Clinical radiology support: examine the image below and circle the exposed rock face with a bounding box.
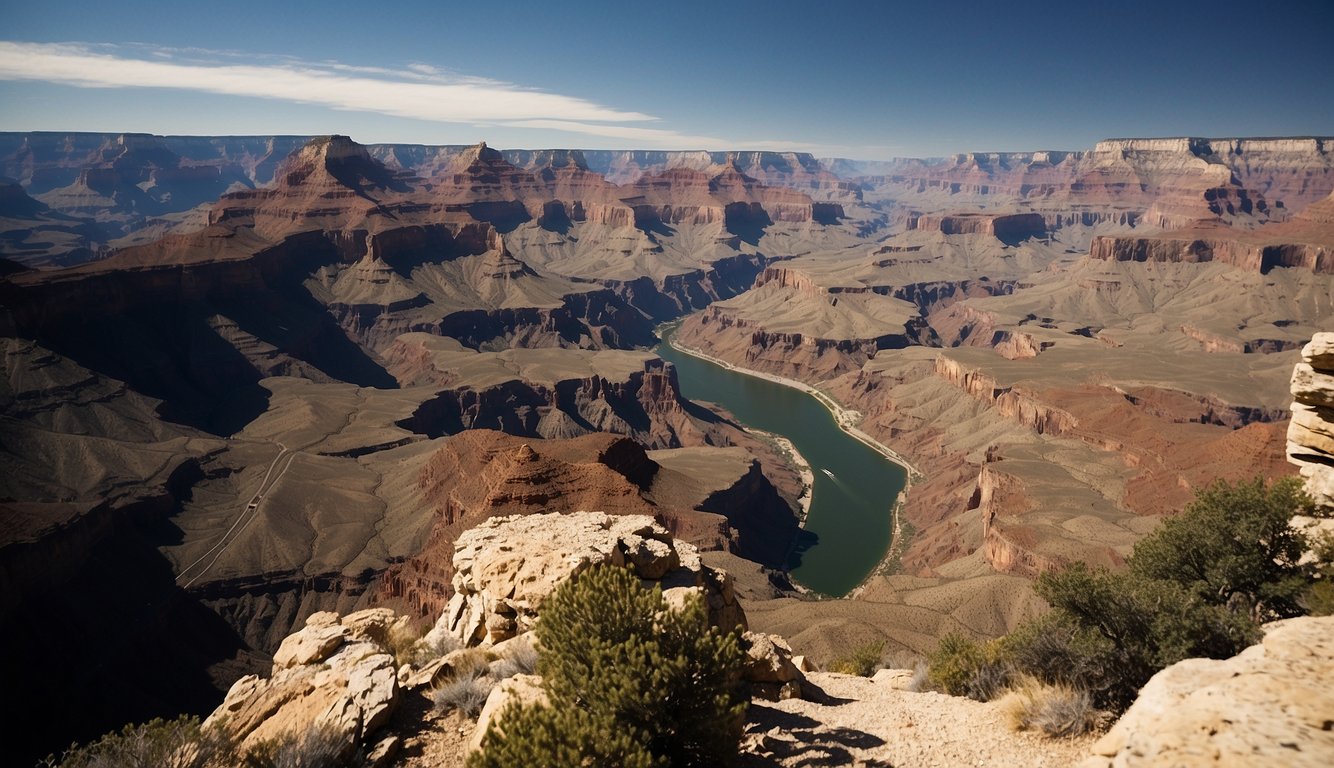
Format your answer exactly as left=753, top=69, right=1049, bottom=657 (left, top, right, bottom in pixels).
left=909, top=211, right=1046, bottom=241
left=425, top=511, right=746, bottom=648
left=205, top=608, right=403, bottom=757
left=1089, top=228, right=1332, bottom=274
left=1082, top=615, right=1334, bottom=767
left=847, top=136, right=1334, bottom=229
left=387, top=342, right=705, bottom=449
left=1288, top=333, right=1334, bottom=510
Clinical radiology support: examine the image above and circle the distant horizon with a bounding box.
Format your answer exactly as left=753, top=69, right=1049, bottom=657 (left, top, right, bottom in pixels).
left=2, top=1, right=1331, bottom=160
left=4, top=128, right=1333, bottom=164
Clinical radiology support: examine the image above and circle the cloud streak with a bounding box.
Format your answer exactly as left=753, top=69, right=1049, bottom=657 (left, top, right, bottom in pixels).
left=0, top=41, right=877, bottom=155
left=0, top=41, right=659, bottom=129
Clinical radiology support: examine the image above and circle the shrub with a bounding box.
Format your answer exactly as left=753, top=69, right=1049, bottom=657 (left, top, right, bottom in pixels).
left=1035, top=562, right=1258, bottom=710
left=1303, top=582, right=1334, bottom=616
left=467, top=703, right=660, bottom=768
left=384, top=621, right=418, bottom=666
left=243, top=722, right=362, bottom=768
left=490, top=637, right=539, bottom=680
left=433, top=676, right=495, bottom=718
left=1127, top=476, right=1312, bottom=621
left=42, top=716, right=236, bottom=768
left=928, top=477, right=1316, bottom=714
left=1302, top=531, right=1334, bottom=616
left=828, top=639, right=886, bottom=676
left=964, top=655, right=1014, bottom=702
left=906, top=661, right=931, bottom=693
left=999, top=677, right=1105, bottom=738
left=996, top=613, right=1116, bottom=698
left=448, top=647, right=496, bottom=681
left=469, top=563, right=748, bottom=767
left=927, top=633, right=988, bottom=697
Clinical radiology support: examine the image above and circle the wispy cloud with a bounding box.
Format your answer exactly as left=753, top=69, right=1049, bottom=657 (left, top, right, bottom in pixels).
left=0, top=41, right=885, bottom=156
left=0, top=41, right=663, bottom=132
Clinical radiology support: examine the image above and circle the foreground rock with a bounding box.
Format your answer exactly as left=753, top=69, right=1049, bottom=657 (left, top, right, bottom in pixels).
left=1289, top=333, right=1334, bottom=511
left=205, top=608, right=403, bottom=758
left=1082, top=615, right=1334, bottom=767
left=426, top=511, right=746, bottom=648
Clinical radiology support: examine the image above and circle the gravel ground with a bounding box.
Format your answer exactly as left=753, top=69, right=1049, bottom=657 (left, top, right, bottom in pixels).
left=740, top=672, right=1096, bottom=767
left=401, top=671, right=1095, bottom=766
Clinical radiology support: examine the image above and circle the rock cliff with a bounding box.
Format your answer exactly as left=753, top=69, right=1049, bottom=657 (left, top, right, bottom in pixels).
left=1288, top=333, right=1334, bottom=510
left=427, top=511, right=745, bottom=647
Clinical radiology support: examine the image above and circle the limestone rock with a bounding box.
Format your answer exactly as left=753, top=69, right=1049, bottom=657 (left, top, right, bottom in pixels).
left=1081, top=615, right=1334, bottom=767
left=742, top=631, right=807, bottom=701
left=1304, top=332, right=1334, bottom=371
left=205, top=608, right=402, bottom=757
left=468, top=674, right=548, bottom=755
left=1288, top=333, right=1334, bottom=511
left=1291, top=363, right=1334, bottom=409
left=871, top=668, right=917, bottom=689
left=271, top=617, right=349, bottom=671
left=427, top=511, right=746, bottom=647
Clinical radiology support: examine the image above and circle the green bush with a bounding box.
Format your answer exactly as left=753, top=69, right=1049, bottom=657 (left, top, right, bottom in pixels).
left=1030, top=477, right=1312, bottom=710
left=927, top=633, right=988, bottom=697
left=1303, top=531, right=1334, bottom=616
left=928, top=477, right=1316, bottom=713
left=1127, top=476, right=1311, bottom=621
left=1036, top=561, right=1259, bottom=710
left=467, top=703, right=661, bottom=768
left=469, top=564, right=748, bottom=768
left=828, top=639, right=886, bottom=676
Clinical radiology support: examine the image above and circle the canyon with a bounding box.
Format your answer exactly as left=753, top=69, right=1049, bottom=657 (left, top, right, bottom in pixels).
left=2, top=131, right=1331, bottom=763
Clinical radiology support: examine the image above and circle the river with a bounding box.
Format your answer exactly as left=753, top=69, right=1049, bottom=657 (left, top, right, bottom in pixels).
left=656, top=324, right=907, bottom=597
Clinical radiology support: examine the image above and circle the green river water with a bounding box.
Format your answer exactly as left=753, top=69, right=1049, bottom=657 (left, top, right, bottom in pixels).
left=656, top=325, right=907, bottom=596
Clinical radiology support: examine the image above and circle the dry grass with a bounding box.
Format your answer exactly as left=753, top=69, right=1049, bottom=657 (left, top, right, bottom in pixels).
left=490, top=637, right=539, bottom=680
left=430, top=647, right=501, bottom=718
left=998, top=676, right=1107, bottom=739
left=432, top=677, right=495, bottom=718
left=386, top=622, right=423, bottom=668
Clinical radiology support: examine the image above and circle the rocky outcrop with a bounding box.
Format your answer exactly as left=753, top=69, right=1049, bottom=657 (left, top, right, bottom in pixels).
left=933, top=356, right=1078, bottom=436
left=425, top=511, right=746, bottom=648
left=378, top=426, right=802, bottom=622
left=852, top=136, right=1334, bottom=228
left=1288, top=333, right=1334, bottom=510
left=205, top=608, right=403, bottom=759
left=1090, top=231, right=1332, bottom=274
left=1082, top=615, right=1334, bottom=767
left=392, top=354, right=703, bottom=448
left=976, top=464, right=1061, bottom=577
left=909, top=212, right=1046, bottom=241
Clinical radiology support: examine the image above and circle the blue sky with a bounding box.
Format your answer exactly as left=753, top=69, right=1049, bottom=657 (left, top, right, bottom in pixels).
left=2, top=0, right=1331, bottom=159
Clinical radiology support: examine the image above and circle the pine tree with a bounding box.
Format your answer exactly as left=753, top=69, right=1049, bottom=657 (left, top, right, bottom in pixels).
left=469, top=564, right=748, bottom=767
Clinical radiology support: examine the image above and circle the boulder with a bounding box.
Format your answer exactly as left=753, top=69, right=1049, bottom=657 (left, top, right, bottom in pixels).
left=271, top=621, right=349, bottom=671
left=871, top=668, right=917, bottom=689
left=742, top=631, right=805, bottom=701
left=1081, top=615, right=1334, bottom=767
left=468, top=674, right=548, bottom=755
left=1303, top=332, right=1334, bottom=371
left=205, top=608, right=402, bottom=757
left=425, top=511, right=746, bottom=648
